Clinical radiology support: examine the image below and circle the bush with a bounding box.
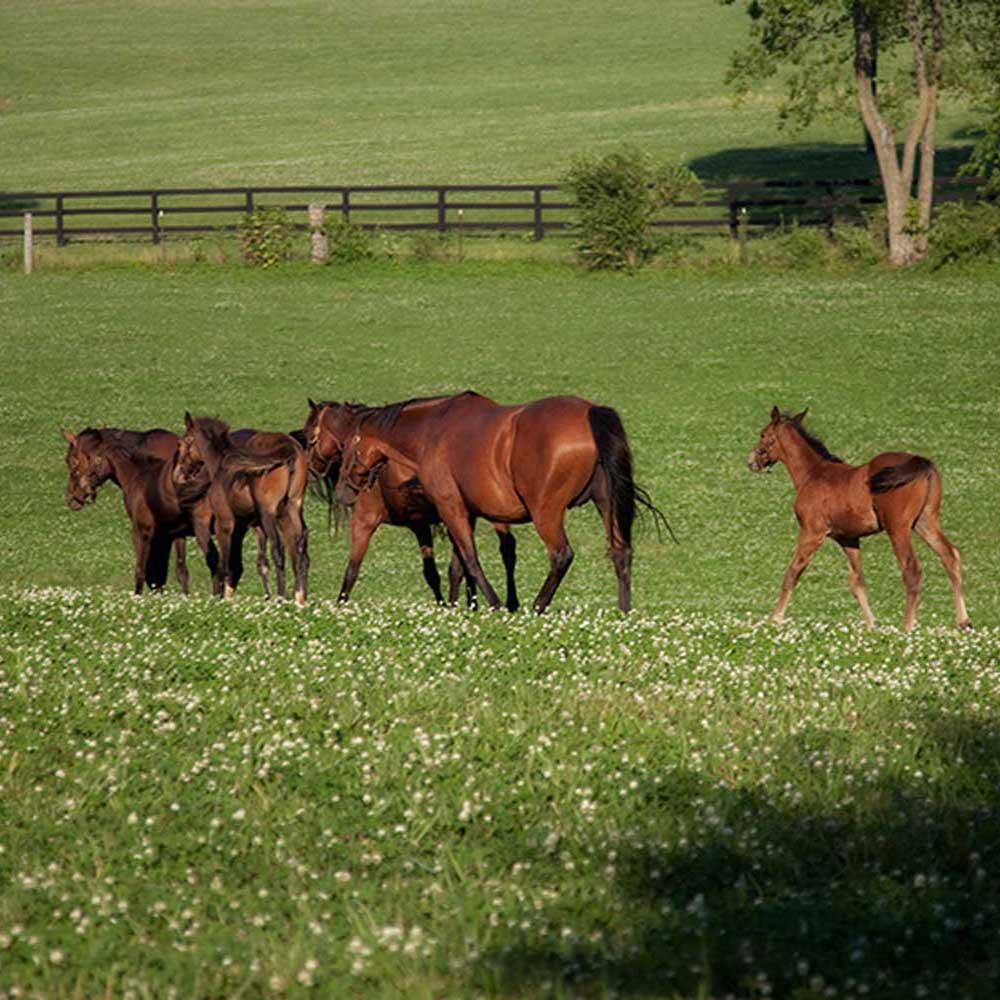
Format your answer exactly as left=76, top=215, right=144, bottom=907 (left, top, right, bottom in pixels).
left=751, top=220, right=832, bottom=268
left=238, top=207, right=292, bottom=267
left=563, top=146, right=702, bottom=270
left=325, top=218, right=380, bottom=264
left=929, top=201, right=1000, bottom=268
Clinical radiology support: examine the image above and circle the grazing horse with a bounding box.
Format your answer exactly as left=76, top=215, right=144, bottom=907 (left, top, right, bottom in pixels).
left=304, top=400, right=518, bottom=608
left=62, top=427, right=211, bottom=594
left=748, top=407, right=971, bottom=631
left=174, top=414, right=309, bottom=605
left=335, top=392, right=669, bottom=613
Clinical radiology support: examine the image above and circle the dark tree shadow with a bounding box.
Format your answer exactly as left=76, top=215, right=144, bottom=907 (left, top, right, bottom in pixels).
left=689, top=143, right=975, bottom=184
left=478, top=713, right=1000, bottom=998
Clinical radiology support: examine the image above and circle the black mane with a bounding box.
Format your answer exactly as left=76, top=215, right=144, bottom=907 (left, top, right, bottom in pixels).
left=358, top=391, right=479, bottom=432
left=783, top=412, right=844, bottom=463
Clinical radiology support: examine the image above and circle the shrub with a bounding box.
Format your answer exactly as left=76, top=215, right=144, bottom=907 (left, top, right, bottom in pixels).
left=325, top=218, right=379, bottom=264
left=238, top=207, right=292, bottom=267
left=752, top=220, right=832, bottom=268
left=929, top=200, right=1000, bottom=268
left=563, top=146, right=702, bottom=270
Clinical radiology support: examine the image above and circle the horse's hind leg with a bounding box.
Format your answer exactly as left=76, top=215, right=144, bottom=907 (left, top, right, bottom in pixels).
left=495, top=525, right=519, bottom=612
left=837, top=538, right=875, bottom=629
left=412, top=523, right=445, bottom=604
left=914, top=512, right=971, bottom=629
left=173, top=538, right=190, bottom=595
left=530, top=509, right=574, bottom=614
left=259, top=512, right=286, bottom=599
left=252, top=526, right=271, bottom=599
left=886, top=523, right=922, bottom=631
left=278, top=505, right=308, bottom=607
left=228, top=521, right=248, bottom=595
left=771, top=527, right=825, bottom=624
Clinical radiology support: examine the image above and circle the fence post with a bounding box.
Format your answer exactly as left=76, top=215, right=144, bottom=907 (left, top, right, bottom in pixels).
left=437, top=188, right=447, bottom=233
left=23, top=213, right=33, bottom=274
left=245, top=190, right=254, bottom=215
left=150, top=192, right=160, bottom=244
left=56, top=195, right=66, bottom=247
left=309, top=203, right=329, bottom=263
left=533, top=188, right=544, bottom=241
left=341, top=189, right=350, bottom=223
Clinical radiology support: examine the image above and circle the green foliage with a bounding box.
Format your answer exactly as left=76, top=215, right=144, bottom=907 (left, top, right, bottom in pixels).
left=563, top=147, right=702, bottom=270
left=751, top=220, right=833, bottom=268
left=324, top=218, right=380, bottom=264
left=237, top=207, right=292, bottom=267
left=929, top=200, right=1000, bottom=267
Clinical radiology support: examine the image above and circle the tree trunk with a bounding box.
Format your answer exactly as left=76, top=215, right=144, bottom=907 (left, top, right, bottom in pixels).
left=853, top=0, right=939, bottom=266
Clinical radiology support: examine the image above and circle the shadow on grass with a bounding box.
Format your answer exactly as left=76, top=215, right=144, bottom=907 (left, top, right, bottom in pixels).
left=478, top=712, right=1000, bottom=998
left=689, top=143, right=975, bottom=183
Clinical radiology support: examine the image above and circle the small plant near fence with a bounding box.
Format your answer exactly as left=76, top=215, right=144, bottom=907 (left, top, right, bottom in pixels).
left=324, top=218, right=381, bottom=264
left=238, top=207, right=292, bottom=267
left=929, top=201, right=1000, bottom=268
left=563, top=146, right=703, bottom=270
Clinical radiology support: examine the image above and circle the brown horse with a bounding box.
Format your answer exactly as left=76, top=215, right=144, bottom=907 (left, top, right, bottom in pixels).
left=63, top=427, right=209, bottom=593
left=174, top=414, right=310, bottom=605
left=335, top=392, right=669, bottom=613
left=748, top=407, right=971, bottom=631
left=64, top=426, right=275, bottom=596
left=304, top=400, right=518, bottom=607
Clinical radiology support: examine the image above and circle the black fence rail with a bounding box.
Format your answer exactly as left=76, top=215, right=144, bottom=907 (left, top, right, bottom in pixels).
left=0, top=177, right=986, bottom=245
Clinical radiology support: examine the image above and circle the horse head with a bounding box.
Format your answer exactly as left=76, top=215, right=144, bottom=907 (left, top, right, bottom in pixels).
left=335, top=431, right=388, bottom=507
left=748, top=406, right=808, bottom=472
left=63, top=428, right=114, bottom=509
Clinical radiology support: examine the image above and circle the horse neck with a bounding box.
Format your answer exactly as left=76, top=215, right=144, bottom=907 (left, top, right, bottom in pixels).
left=194, top=430, right=227, bottom=479
left=776, top=423, right=828, bottom=488
left=367, top=408, right=429, bottom=467
left=102, top=446, right=141, bottom=493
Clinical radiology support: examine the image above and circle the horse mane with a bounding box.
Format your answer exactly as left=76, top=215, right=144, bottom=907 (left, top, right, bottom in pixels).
left=782, top=412, right=844, bottom=463
left=358, top=391, right=477, bottom=432
left=190, top=416, right=233, bottom=458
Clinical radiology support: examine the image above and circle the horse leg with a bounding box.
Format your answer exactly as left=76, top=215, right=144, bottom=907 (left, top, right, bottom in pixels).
left=838, top=538, right=876, bottom=629
left=192, top=507, right=221, bottom=596
left=412, top=523, right=444, bottom=604
left=914, top=515, right=970, bottom=629
left=494, top=524, right=519, bottom=612
left=440, top=506, right=502, bottom=611
left=339, top=509, right=379, bottom=603
left=173, top=538, right=190, bottom=595
left=530, top=510, right=574, bottom=614
left=228, top=521, right=248, bottom=595
left=131, top=525, right=152, bottom=595
left=252, top=525, right=272, bottom=599
left=771, top=528, right=825, bottom=624
left=886, top=523, right=922, bottom=631
left=215, top=516, right=236, bottom=599
left=259, top=512, right=286, bottom=600
left=277, top=506, right=308, bottom=607
left=145, top=533, right=171, bottom=593
left=447, top=545, right=465, bottom=606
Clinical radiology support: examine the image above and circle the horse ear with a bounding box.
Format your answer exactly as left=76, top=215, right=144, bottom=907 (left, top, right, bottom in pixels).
left=308, top=398, right=318, bottom=412
left=770, top=405, right=781, bottom=421
left=184, top=411, right=194, bottom=431
left=61, top=428, right=76, bottom=445
left=793, top=408, right=809, bottom=423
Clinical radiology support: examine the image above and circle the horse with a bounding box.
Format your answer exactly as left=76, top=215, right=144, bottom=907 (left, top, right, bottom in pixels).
left=174, top=414, right=310, bottom=605
left=63, top=426, right=276, bottom=596
left=304, top=399, right=519, bottom=608
left=335, top=392, right=670, bottom=613
left=747, top=407, right=971, bottom=631
left=62, top=427, right=211, bottom=594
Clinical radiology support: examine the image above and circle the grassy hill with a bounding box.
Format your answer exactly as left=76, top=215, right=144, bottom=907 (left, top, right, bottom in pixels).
left=1, top=0, right=976, bottom=190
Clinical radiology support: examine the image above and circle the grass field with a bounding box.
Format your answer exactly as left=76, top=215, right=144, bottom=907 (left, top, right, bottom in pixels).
left=2, top=262, right=1000, bottom=996
left=0, top=0, right=978, bottom=191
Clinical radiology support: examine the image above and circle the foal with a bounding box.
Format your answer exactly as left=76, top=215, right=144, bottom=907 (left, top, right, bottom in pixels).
left=304, top=400, right=518, bottom=607
left=748, top=407, right=970, bottom=630
left=174, top=414, right=309, bottom=605
left=63, top=427, right=209, bottom=592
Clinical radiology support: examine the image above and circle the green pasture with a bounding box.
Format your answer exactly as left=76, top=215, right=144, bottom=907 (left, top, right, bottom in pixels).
left=0, top=0, right=978, bottom=192
left=1, top=263, right=1000, bottom=998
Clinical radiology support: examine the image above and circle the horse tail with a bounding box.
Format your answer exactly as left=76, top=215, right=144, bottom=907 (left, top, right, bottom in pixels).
left=587, top=406, right=677, bottom=546
left=869, top=456, right=936, bottom=494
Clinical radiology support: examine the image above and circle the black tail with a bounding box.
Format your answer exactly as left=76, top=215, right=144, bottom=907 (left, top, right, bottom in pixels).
left=307, top=464, right=346, bottom=537
left=587, top=406, right=677, bottom=545
left=869, top=456, right=935, bottom=494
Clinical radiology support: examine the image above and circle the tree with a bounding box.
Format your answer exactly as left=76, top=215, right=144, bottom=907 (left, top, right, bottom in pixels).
left=723, top=0, right=997, bottom=266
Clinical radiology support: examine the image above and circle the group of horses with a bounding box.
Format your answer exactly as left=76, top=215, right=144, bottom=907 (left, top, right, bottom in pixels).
left=62, top=394, right=971, bottom=629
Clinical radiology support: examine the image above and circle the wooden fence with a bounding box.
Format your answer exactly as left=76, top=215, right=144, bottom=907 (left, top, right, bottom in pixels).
left=0, top=177, right=985, bottom=245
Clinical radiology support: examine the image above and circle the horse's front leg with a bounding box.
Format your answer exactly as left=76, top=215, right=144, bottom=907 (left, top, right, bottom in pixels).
left=494, top=524, right=519, bottom=612
left=173, top=538, right=190, bottom=594
left=412, top=523, right=444, bottom=604
left=439, top=501, right=501, bottom=611
left=771, top=527, right=826, bottom=624
left=338, top=509, right=379, bottom=603
left=131, top=524, right=153, bottom=595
